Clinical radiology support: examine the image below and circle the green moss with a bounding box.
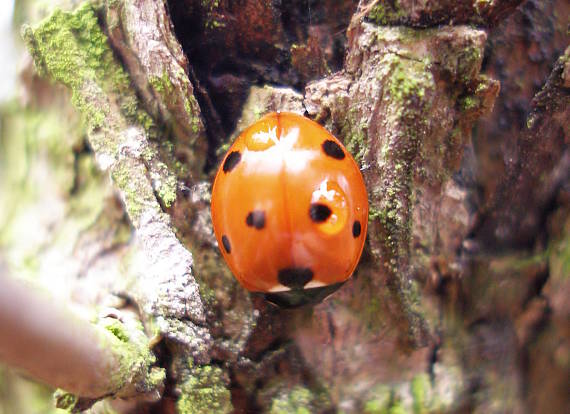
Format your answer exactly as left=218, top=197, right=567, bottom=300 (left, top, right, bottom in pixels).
left=526, top=113, right=537, bottom=129
left=157, top=173, right=178, bottom=208
left=343, top=109, right=369, bottom=164
left=411, top=374, right=430, bottom=414
left=457, top=46, right=482, bottom=83
left=216, top=141, right=232, bottom=158
left=190, top=249, right=228, bottom=308
left=549, top=218, right=570, bottom=281
left=378, top=53, right=434, bottom=254
left=102, top=318, right=165, bottom=393
left=146, top=160, right=179, bottom=208
left=460, top=95, right=480, bottom=111
left=387, top=56, right=433, bottom=106
left=23, top=4, right=112, bottom=131
left=364, top=399, right=384, bottom=414
left=121, top=95, right=155, bottom=136
left=170, top=67, right=203, bottom=136
left=141, top=146, right=155, bottom=162
left=22, top=2, right=155, bottom=140
left=54, top=390, right=78, bottom=410
left=367, top=2, right=407, bottom=25
left=475, top=75, right=491, bottom=93
left=105, top=320, right=130, bottom=343
left=148, top=70, right=195, bottom=133
left=488, top=251, right=548, bottom=276
left=111, top=165, right=144, bottom=219
left=149, top=71, right=175, bottom=96
left=363, top=376, right=435, bottom=414
left=201, top=0, right=225, bottom=30
left=474, top=0, right=494, bottom=14
left=53, top=319, right=164, bottom=411
left=177, top=364, right=232, bottom=414
left=269, top=386, right=315, bottom=414
left=0, top=102, right=79, bottom=202
left=364, top=388, right=405, bottom=414
left=356, top=277, right=394, bottom=330
left=362, top=51, right=434, bottom=344
left=186, top=98, right=202, bottom=134
left=0, top=102, right=112, bottom=284
left=252, top=105, right=264, bottom=119
left=554, top=238, right=570, bottom=280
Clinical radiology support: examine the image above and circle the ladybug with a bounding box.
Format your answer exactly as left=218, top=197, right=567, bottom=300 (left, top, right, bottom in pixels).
left=211, top=112, right=368, bottom=307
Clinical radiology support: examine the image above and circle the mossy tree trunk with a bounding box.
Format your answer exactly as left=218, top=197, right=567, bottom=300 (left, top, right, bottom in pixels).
left=0, top=0, right=568, bottom=413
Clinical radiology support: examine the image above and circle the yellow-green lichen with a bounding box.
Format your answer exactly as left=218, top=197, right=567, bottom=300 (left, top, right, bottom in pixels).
left=177, top=363, right=232, bottom=414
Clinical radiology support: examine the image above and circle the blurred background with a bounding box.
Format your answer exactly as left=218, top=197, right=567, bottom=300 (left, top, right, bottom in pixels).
left=0, top=1, right=18, bottom=102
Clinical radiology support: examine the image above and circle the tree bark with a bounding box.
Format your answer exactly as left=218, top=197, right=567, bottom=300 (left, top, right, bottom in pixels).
left=0, top=0, right=568, bottom=413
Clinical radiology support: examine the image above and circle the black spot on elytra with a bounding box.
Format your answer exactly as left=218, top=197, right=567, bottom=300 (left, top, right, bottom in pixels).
left=223, top=151, right=241, bottom=172
left=246, top=210, right=266, bottom=229
left=309, top=203, right=332, bottom=222
left=322, top=139, right=345, bottom=160
left=221, top=235, right=231, bottom=253
left=278, top=267, right=314, bottom=289
left=352, top=220, right=362, bottom=238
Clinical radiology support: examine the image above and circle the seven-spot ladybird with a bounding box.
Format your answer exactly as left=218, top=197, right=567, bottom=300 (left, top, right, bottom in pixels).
left=211, top=112, right=368, bottom=307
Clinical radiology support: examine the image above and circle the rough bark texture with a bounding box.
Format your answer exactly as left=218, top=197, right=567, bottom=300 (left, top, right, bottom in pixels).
left=0, top=0, right=568, bottom=413
left=360, top=0, right=525, bottom=27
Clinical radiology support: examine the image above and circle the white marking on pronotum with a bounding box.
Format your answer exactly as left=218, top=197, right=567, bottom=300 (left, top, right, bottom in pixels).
left=304, top=280, right=327, bottom=289
left=268, top=284, right=291, bottom=292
